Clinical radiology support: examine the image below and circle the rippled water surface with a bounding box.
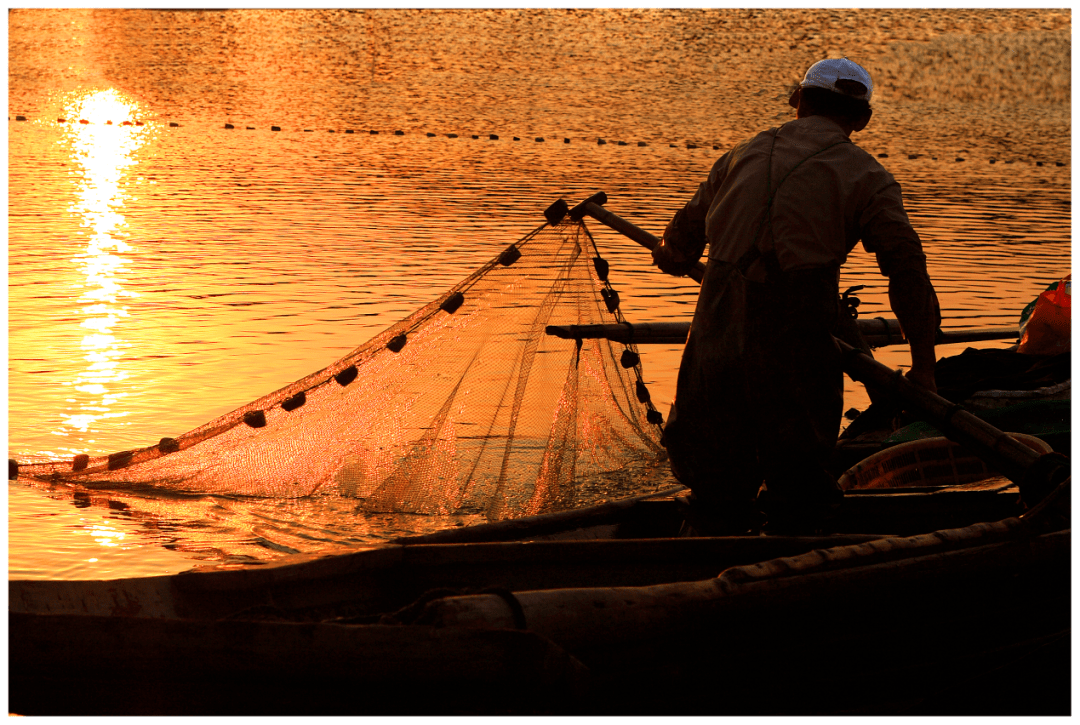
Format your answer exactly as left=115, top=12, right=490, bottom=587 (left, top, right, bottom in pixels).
left=9, top=9, right=1071, bottom=579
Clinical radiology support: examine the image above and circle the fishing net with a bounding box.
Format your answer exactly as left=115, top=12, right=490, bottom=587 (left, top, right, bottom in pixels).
left=20, top=217, right=671, bottom=520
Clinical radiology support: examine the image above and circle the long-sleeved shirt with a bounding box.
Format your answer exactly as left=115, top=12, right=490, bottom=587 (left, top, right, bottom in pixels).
left=665, top=114, right=930, bottom=282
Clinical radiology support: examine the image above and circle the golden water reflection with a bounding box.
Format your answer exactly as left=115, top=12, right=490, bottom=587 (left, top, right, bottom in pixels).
left=58, top=89, right=153, bottom=442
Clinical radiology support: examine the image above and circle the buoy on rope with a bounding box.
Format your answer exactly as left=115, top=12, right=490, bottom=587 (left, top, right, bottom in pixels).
left=489, top=134, right=498, bottom=140
left=16, top=115, right=27, bottom=121
left=122, top=121, right=132, bottom=126
left=620, top=349, right=640, bottom=368
left=448, top=133, right=458, bottom=138
left=159, top=437, right=180, bottom=453
left=335, top=365, right=359, bottom=386
left=646, top=409, right=664, bottom=425
left=427, top=132, right=436, bottom=137
left=544, top=199, right=569, bottom=225
left=9, top=459, right=18, bottom=480
left=513, top=136, right=520, bottom=141
left=638, top=141, right=646, bottom=147
left=169, top=122, right=179, bottom=127
left=73, top=454, right=90, bottom=472
left=618, top=141, right=627, bottom=146
left=535, top=137, right=544, bottom=142
left=225, top=123, right=235, bottom=129
left=243, top=410, right=267, bottom=428
left=271, top=126, right=281, bottom=131
left=79, top=119, right=89, bottom=124
left=601, top=287, right=620, bottom=313
left=635, top=379, right=651, bottom=403
left=282, top=391, right=307, bottom=411
left=387, top=335, right=407, bottom=353
left=370, top=130, right=378, bottom=134
left=440, top=291, right=465, bottom=314
left=345, top=129, right=354, bottom=133
left=592, top=256, right=610, bottom=281
left=597, top=138, right=606, bottom=145
left=395, top=130, right=404, bottom=135
left=108, top=451, right=134, bottom=470
left=563, top=138, right=570, bottom=143
left=58, top=118, right=66, bottom=123
left=471, top=135, right=479, bottom=139
left=499, top=244, right=522, bottom=266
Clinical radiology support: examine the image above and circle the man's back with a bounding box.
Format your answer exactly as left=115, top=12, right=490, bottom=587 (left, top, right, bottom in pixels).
left=682, top=115, right=922, bottom=281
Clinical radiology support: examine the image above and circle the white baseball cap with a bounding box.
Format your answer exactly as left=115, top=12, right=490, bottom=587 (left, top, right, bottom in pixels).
left=800, top=58, right=874, bottom=102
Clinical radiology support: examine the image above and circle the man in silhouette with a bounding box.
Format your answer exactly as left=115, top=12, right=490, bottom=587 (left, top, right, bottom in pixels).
left=653, top=58, right=940, bottom=534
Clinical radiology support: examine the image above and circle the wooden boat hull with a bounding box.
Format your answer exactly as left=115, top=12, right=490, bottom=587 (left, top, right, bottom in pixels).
left=9, top=482, right=1030, bottom=623
left=9, top=525, right=1070, bottom=716
left=9, top=615, right=591, bottom=716
left=9, top=476, right=1070, bottom=715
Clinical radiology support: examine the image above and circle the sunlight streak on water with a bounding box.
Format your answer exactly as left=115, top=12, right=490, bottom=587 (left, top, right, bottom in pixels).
left=52, top=90, right=155, bottom=447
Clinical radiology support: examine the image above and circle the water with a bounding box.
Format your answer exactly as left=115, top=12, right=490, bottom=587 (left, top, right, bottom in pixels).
left=8, top=8, right=1071, bottom=579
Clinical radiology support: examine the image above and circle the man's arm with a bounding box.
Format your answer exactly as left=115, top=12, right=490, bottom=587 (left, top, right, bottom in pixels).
left=888, top=268, right=941, bottom=393
left=653, top=149, right=737, bottom=276
left=860, top=178, right=941, bottom=392
left=653, top=208, right=708, bottom=276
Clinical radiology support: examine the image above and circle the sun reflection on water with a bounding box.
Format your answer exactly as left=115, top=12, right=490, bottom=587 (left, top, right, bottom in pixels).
left=85, top=523, right=128, bottom=548
left=56, top=89, right=153, bottom=441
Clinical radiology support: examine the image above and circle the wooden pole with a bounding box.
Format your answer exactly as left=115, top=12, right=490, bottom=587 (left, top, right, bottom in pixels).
left=546, top=321, right=1019, bottom=347
left=837, top=338, right=1045, bottom=482
left=573, top=196, right=1067, bottom=500
left=582, top=201, right=706, bottom=283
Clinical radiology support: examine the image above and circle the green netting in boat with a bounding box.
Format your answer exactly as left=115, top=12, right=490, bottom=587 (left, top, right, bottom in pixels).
left=885, top=399, right=1071, bottom=453
left=20, top=219, right=670, bottom=520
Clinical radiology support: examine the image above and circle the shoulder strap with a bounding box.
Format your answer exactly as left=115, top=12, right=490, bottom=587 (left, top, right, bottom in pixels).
left=737, top=129, right=851, bottom=276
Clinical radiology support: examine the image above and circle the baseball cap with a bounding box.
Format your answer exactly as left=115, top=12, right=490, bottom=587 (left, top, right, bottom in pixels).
left=799, top=58, right=873, bottom=102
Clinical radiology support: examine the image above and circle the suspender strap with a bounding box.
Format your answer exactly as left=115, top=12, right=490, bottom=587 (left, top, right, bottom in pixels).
left=737, top=129, right=851, bottom=277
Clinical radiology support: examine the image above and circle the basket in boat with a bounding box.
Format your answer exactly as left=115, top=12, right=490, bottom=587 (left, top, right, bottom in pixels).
left=838, top=433, right=1053, bottom=491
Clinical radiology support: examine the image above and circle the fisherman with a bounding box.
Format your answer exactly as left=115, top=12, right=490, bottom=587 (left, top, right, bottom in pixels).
left=652, top=58, right=941, bottom=534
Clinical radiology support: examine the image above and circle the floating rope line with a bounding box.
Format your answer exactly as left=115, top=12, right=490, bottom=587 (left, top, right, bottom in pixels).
left=8, top=115, right=1066, bottom=166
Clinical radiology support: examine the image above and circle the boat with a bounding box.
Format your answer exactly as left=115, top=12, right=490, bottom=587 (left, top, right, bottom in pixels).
left=9, top=196, right=1071, bottom=715
left=9, top=441, right=1070, bottom=715
left=9, top=490, right=1070, bottom=715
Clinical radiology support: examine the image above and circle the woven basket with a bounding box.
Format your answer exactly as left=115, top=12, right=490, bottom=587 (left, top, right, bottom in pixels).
left=838, top=433, right=1052, bottom=491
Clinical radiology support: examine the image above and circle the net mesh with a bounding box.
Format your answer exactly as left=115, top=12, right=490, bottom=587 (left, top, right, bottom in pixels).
left=21, top=219, right=671, bottom=520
